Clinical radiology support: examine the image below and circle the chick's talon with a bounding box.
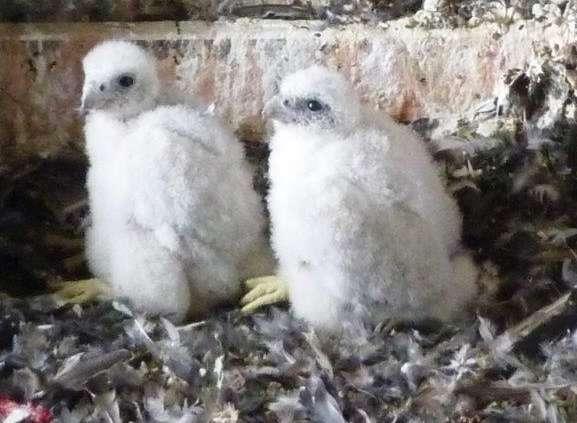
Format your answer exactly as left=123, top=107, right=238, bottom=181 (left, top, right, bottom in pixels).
left=51, top=278, right=111, bottom=304
left=240, top=276, right=289, bottom=314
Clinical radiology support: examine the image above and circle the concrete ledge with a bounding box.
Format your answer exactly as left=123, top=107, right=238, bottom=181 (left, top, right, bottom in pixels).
left=0, top=19, right=575, bottom=168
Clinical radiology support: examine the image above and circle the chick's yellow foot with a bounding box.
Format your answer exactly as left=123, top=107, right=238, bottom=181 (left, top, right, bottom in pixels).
left=50, top=278, right=112, bottom=304
left=240, top=275, right=289, bottom=314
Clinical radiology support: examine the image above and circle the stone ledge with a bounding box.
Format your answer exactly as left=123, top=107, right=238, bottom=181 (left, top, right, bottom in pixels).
left=0, top=19, right=575, bottom=168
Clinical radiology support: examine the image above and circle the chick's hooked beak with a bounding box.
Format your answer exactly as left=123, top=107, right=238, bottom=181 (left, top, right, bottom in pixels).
left=78, top=83, right=105, bottom=117
left=262, top=95, right=284, bottom=121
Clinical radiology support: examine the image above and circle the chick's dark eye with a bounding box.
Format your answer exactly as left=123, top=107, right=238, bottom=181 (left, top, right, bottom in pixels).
left=307, top=100, right=323, bottom=112
left=118, top=75, right=134, bottom=88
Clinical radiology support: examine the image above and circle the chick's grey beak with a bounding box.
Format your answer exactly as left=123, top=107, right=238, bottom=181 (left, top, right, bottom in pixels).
left=262, top=96, right=283, bottom=121
left=78, top=101, right=88, bottom=117
left=79, top=84, right=107, bottom=117
left=79, top=91, right=96, bottom=117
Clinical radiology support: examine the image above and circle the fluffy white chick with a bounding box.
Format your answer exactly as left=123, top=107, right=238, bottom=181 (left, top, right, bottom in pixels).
left=246, top=66, right=479, bottom=331
left=64, top=41, right=271, bottom=322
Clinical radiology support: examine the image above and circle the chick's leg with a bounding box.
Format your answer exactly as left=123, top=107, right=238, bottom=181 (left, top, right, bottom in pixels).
left=51, top=278, right=112, bottom=304
left=240, top=275, right=289, bottom=313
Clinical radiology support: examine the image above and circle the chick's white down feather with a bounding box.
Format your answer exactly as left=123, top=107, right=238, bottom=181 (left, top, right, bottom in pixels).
left=267, top=66, right=479, bottom=331
left=82, top=41, right=272, bottom=322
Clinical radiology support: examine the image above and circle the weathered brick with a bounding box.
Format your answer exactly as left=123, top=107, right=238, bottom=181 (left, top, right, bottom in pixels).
left=0, top=19, right=574, bottom=169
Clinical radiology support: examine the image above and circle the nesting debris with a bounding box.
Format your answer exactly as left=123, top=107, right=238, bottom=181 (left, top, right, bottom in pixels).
left=1, top=289, right=577, bottom=421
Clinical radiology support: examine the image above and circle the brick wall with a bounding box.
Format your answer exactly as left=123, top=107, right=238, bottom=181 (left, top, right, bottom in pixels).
left=0, top=19, right=574, bottom=169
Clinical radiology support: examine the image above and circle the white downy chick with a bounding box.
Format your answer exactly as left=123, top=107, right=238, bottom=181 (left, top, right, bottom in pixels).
left=80, top=41, right=271, bottom=322
left=264, top=65, right=479, bottom=331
